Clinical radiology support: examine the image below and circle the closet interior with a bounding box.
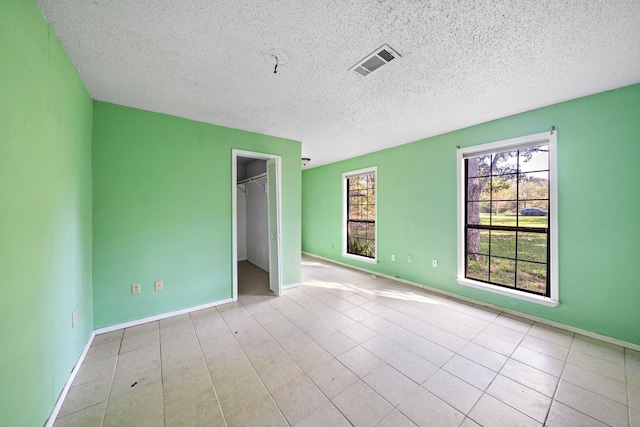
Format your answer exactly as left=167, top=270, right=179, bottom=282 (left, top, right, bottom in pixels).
left=236, top=156, right=272, bottom=295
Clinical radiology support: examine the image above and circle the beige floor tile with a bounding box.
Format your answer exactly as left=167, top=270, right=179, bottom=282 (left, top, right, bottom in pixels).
left=545, top=401, right=607, bottom=427
left=332, top=381, right=394, bottom=426
left=555, top=379, right=628, bottom=426
left=293, top=401, right=351, bottom=427
left=562, top=363, right=627, bottom=404
left=326, top=298, right=358, bottom=312
left=251, top=306, right=287, bottom=325
left=119, top=328, right=160, bottom=355
left=363, top=364, right=421, bottom=407
left=471, top=331, right=518, bottom=356
left=423, top=369, right=482, bottom=414
left=338, top=345, right=388, bottom=378
left=631, top=408, right=640, bottom=427
left=342, top=305, right=373, bottom=321
left=630, top=383, right=640, bottom=409
left=362, top=335, right=438, bottom=383
left=223, top=396, right=287, bottom=427
left=376, top=409, right=417, bottom=427
left=388, top=328, right=455, bottom=367
left=491, top=313, right=533, bottom=334
left=53, top=402, right=105, bottom=427
left=271, top=375, right=328, bottom=424
left=123, top=321, right=159, bottom=337
left=59, top=374, right=112, bottom=417
left=483, top=323, right=526, bottom=344
left=159, top=313, right=192, bottom=329
left=254, top=356, right=306, bottom=392
left=83, top=339, right=121, bottom=363
left=510, top=345, right=564, bottom=377
left=468, top=394, right=540, bottom=427
left=415, top=323, right=469, bottom=353
left=272, top=326, right=314, bottom=353
left=201, top=342, right=244, bottom=375
left=289, top=340, right=334, bottom=372
left=486, top=374, right=551, bottom=422
left=215, top=370, right=270, bottom=416
left=163, top=379, right=224, bottom=427
left=442, top=354, right=496, bottom=390
left=314, top=330, right=357, bottom=357
left=520, top=335, right=569, bottom=360
left=240, top=336, right=286, bottom=369
left=301, top=318, right=339, bottom=340
left=344, top=293, right=373, bottom=306
left=566, top=348, right=626, bottom=383
left=499, top=358, right=558, bottom=397
left=527, top=323, right=574, bottom=348
left=231, top=323, right=272, bottom=348
left=339, top=322, right=378, bottom=344
left=458, top=342, right=507, bottom=372
left=73, top=355, right=117, bottom=386
left=103, top=380, right=164, bottom=427
left=459, top=417, right=481, bottom=427
left=397, top=386, right=465, bottom=427
left=109, top=345, right=161, bottom=397
left=322, top=311, right=356, bottom=330
left=571, top=335, right=624, bottom=364
left=92, top=330, right=124, bottom=345
left=307, top=357, right=359, bottom=398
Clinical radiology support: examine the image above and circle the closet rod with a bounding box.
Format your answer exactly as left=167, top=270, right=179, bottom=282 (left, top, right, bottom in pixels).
left=237, top=173, right=267, bottom=185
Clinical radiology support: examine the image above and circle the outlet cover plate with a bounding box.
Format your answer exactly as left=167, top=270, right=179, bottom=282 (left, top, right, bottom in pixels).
left=132, top=283, right=141, bottom=294
left=155, top=280, right=163, bottom=292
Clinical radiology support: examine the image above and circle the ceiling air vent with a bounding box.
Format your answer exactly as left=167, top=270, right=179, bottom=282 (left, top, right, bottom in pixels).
left=350, top=44, right=400, bottom=77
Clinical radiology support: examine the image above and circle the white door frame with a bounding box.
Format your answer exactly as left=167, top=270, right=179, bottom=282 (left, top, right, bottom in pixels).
left=231, top=149, right=282, bottom=301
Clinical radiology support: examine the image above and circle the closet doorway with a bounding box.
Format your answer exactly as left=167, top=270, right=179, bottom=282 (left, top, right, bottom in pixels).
left=232, top=150, right=282, bottom=300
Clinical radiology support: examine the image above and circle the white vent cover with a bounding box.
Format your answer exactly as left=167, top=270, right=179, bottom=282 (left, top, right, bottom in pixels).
left=350, top=44, right=401, bottom=77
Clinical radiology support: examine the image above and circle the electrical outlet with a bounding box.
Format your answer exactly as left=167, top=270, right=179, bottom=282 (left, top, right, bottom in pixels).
left=71, top=308, right=78, bottom=328
left=432, top=259, right=438, bottom=268
left=407, top=255, right=413, bottom=263
left=391, top=254, right=395, bottom=261
left=132, top=283, right=141, bottom=294
left=154, top=280, right=163, bottom=292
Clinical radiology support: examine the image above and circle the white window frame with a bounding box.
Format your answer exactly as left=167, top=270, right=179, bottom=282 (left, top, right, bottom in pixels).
left=342, top=166, right=378, bottom=264
left=456, top=131, right=559, bottom=307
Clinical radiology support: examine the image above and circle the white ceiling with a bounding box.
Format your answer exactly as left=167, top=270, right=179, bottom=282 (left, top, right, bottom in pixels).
left=36, top=0, right=640, bottom=168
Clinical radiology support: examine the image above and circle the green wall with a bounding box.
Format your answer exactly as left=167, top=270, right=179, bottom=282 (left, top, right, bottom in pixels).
left=0, top=2, right=94, bottom=426
left=302, top=84, right=640, bottom=345
left=92, top=102, right=301, bottom=328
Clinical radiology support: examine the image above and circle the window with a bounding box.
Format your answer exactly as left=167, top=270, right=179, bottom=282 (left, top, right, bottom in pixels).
left=457, top=131, right=558, bottom=306
left=343, top=167, right=377, bottom=262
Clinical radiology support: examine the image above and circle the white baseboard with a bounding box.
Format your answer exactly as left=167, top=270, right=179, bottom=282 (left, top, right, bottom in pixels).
left=282, top=282, right=303, bottom=290
left=94, top=298, right=234, bottom=335
left=45, top=330, right=96, bottom=427
left=302, top=252, right=640, bottom=352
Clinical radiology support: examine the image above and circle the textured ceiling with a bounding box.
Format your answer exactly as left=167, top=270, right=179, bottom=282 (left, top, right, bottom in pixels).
left=36, top=0, right=640, bottom=168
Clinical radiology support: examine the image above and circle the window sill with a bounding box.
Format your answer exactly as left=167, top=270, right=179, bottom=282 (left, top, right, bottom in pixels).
left=342, top=253, right=378, bottom=264
left=457, top=278, right=559, bottom=307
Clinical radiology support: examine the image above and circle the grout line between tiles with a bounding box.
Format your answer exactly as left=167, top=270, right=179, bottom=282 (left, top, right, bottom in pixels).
left=188, top=313, right=229, bottom=427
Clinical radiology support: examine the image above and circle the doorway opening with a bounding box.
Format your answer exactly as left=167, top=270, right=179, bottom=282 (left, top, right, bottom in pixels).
left=232, top=150, right=282, bottom=301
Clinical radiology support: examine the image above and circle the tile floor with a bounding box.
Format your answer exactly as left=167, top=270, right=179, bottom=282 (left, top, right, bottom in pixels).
left=53, top=256, right=640, bottom=426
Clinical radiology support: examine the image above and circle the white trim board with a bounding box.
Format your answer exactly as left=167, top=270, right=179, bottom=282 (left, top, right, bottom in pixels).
left=45, top=330, right=96, bottom=427
left=302, top=252, right=640, bottom=352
